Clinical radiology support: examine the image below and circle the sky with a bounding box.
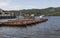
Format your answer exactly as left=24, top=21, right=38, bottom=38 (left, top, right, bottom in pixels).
left=0, top=0, right=60, bottom=10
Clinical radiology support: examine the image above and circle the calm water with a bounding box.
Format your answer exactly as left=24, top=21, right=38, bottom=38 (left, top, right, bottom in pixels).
left=0, top=16, right=60, bottom=38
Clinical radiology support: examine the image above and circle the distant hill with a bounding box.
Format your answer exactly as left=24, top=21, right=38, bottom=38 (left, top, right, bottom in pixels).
left=1, top=7, right=60, bottom=16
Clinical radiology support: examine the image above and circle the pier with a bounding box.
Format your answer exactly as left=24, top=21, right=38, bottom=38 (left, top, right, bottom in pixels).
left=0, top=19, right=48, bottom=27
left=0, top=9, right=48, bottom=27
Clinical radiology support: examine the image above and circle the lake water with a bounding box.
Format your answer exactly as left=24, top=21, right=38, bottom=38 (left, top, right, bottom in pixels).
left=0, top=16, right=60, bottom=38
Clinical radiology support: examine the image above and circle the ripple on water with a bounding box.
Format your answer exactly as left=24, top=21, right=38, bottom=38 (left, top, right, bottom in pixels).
left=0, top=16, right=60, bottom=38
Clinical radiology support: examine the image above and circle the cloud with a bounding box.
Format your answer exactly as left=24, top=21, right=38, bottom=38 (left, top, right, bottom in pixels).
left=0, top=0, right=11, bottom=10
left=0, top=0, right=39, bottom=10
left=0, top=0, right=38, bottom=10
left=0, top=0, right=21, bottom=10
left=8, top=5, right=21, bottom=10
left=0, top=2, right=8, bottom=7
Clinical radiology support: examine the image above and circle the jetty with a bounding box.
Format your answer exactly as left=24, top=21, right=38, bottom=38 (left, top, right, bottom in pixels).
left=0, top=9, right=48, bottom=27
left=0, top=19, right=48, bottom=27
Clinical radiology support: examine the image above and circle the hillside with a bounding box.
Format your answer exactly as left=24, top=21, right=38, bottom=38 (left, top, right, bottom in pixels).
left=2, top=7, right=60, bottom=16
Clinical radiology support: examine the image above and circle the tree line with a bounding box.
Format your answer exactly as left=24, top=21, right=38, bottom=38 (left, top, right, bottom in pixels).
left=6, top=7, right=60, bottom=16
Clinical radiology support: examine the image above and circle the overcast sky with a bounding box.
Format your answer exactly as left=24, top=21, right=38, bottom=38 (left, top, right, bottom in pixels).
left=0, top=0, right=60, bottom=10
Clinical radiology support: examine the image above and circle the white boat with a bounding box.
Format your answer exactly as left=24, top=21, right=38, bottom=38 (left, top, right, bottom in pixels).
left=39, top=15, right=45, bottom=19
